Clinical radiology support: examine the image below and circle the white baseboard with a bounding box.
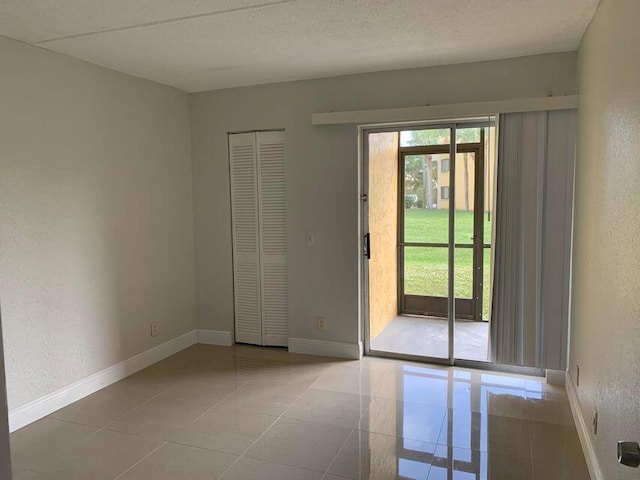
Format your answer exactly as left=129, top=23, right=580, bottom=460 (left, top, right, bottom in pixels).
left=196, top=329, right=233, bottom=346
left=8, top=330, right=197, bottom=433
left=288, top=337, right=362, bottom=359
left=9, top=330, right=366, bottom=432
left=566, top=372, right=604, bottom=480
left=545, top=369, right=566, bottom=386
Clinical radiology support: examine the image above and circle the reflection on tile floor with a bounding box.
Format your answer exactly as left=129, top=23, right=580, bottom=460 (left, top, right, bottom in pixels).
left=10, top=344, right=589, bottom=480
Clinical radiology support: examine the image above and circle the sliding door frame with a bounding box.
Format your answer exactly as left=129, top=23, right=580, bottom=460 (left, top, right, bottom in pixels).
left=359, top=118, right=544, bottom=375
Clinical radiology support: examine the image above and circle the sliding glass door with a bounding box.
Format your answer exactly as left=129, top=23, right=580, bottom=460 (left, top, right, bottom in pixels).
left=364, top=120, right=495, bottom=365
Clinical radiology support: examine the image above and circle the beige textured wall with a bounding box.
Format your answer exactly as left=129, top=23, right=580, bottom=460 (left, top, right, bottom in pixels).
left=368, top=132, right=398, bottom=340
left=437, top=131, right=496, bottom=214
left=570, top=1, right=640, bottom=478
left=0, top=36, right=197, bottom=410
left=437, top=154, right=477, bottom=212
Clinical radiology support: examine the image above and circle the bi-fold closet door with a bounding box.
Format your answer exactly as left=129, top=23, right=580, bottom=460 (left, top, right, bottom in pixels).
left=229, top=131, right=288, bottom=347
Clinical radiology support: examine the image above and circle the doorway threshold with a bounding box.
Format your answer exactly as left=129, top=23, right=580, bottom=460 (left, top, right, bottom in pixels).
left=370, top=315, right=489, bottom=362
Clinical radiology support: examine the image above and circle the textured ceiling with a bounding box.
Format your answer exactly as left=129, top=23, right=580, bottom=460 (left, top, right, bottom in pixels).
left=0, top=0, right=599, bottom=92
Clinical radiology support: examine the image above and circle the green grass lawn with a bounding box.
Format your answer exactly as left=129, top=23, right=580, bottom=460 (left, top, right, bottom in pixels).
left=403, top=209, right=491, bottom=319
left=403, top=208, right=492, bottom=244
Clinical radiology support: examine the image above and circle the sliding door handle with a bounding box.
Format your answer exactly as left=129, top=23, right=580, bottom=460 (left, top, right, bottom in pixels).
left=364, top=233, right=371, bottom=260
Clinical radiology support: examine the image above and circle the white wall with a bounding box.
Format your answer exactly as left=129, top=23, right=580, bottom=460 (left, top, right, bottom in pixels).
left=0, top=311, right=11, bottom=478
left=0, top=37, right=197, bottom=410
left=570, top=0, right=640, bottom=478
left=190, top=52, right=578, bottom=347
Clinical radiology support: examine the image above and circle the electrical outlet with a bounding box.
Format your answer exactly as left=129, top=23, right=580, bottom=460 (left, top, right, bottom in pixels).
left=317, top=316, right=326, bottom=331
left=592, top=408, right=598, bottom=435
left=305, top=231, right=316, bottom=247
left=576, top=365, right=580, bottom=386
left=150, top=322, right=158, bottom=337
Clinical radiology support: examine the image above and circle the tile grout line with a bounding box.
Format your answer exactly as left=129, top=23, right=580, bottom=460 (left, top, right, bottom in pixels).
left=321, top=424, right=358, bottom=479
left=167, top=372, right=254, bottom=426
left=111, top=440, right=169, bottom=480
left=83, top=359, right=232, bottom=479
left=24, top=355, right=206, bottom=479
left=43, top=416, right=103, bottom=430
left=98, top=356, right=258, bottom=434
left=92, top=368, right=201, bottom=433
left=320, top=388, right=375, bottom=479
left=429, top=407, right=450, bottom=478
left=104, top=355, right=328, bottom=479
left=528, top=418, right=536, bottom=478
left=79, top=353, right=331, bottom=479
left=213, top=360, right=327, bottom=479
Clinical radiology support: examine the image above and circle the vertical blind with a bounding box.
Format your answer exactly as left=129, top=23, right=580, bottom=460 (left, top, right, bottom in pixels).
left=490, top=110, right=576, bottom=369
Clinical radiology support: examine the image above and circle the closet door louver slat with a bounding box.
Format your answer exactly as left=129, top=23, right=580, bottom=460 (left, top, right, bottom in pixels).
left=229, top=133, right=262, bottom=345
left=257, top=131, right=288, bottom=346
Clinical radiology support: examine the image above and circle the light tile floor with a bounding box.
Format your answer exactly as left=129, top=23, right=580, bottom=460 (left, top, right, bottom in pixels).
left=10, top=344, right=589, bottom=480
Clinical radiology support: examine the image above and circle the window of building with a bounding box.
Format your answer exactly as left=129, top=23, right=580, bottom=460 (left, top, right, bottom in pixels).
left=441, top=158, right=450, bottom=172
left=441, top=186, right=450, bottom=200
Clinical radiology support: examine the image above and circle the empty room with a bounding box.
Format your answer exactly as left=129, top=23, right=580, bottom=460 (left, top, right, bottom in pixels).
left=0, top=0, right=638, bottom=479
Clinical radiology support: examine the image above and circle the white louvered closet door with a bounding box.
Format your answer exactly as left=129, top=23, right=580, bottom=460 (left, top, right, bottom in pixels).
left=257, top=131, right=288, bottom=346
left=229, top=133, right=262, bottom=345
left=229, top=131, right=288, bottom=347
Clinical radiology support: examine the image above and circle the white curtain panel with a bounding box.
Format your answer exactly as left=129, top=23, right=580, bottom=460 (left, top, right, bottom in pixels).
left=490, top=110, right=576, bottom=369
